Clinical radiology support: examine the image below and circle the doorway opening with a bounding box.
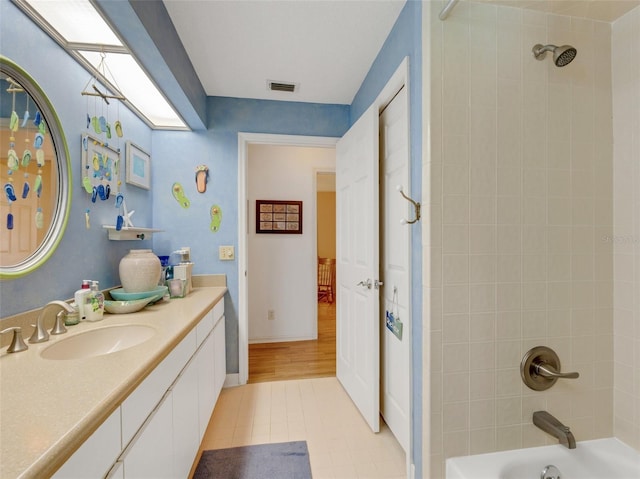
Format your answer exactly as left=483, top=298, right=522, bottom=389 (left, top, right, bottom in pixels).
left=246, top=170, right=337, bottom=383
left=238, top=135, right=338, bottom=385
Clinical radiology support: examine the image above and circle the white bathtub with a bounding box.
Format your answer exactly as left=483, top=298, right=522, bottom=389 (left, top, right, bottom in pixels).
left=446, top=438, right=640, bottom=479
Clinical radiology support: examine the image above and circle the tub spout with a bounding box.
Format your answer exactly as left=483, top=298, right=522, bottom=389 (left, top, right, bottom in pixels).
left=533, top=411, right=576, bottom=449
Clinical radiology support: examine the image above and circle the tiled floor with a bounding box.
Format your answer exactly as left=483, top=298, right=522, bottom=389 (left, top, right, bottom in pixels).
left=199, top=377, right=406, bottom=479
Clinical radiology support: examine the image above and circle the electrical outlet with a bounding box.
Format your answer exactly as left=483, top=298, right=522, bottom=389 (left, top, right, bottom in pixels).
left=219, top=245, right=235, bottom=260
left=268, top=309, right=275, bottom=321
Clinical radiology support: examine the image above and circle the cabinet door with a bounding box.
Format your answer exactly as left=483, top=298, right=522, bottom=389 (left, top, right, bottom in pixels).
left=172, top=356, right=200, bottom=478
left=121, top=392, right=173, bottom=479
left=121, top=330, right=196, bottom=447
left=197, top=330, right=216, bottom=440
left=52, top=408, right=121, bottom=479
left=213, top=316, right=226, bottom=400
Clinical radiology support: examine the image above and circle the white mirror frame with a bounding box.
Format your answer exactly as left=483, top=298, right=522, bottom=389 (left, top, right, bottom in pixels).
left=0, top=55, right=72, bottom=278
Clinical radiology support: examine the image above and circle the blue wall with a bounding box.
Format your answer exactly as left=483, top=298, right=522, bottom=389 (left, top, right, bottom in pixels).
left=0, top=0, right=154, bottom=317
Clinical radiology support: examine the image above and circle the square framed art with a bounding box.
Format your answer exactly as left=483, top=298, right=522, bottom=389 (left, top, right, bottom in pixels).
left=256, top=200, right=302, bottom=234
left=125, top=141, right=151, bottom=189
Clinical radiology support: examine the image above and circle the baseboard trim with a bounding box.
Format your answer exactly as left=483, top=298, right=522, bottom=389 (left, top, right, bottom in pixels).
left=223, top=373, right=241, bottom=388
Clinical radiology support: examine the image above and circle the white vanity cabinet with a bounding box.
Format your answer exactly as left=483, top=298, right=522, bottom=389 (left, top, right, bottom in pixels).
left=51, top=296, right=226, bottom=479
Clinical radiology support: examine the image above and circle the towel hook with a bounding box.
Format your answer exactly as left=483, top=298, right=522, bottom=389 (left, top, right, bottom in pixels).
left=397, top=185, right=421, bottom=225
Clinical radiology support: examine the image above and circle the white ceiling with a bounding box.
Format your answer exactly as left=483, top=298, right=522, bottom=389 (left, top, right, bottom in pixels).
left=163, top=0, right=639, bottom=106
left=163, top=0, right=407, bottom=105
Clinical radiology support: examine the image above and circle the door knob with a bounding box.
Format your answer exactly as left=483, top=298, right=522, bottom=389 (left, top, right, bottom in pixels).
left=357, top=279, right=372, bottom=289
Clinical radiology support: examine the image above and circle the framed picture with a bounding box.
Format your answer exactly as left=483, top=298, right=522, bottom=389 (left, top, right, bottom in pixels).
left=81, top=133, right=120, bottom=193
left=125, top=141, right=151, bottom=189
left=256, top=200, right=303, bottom=234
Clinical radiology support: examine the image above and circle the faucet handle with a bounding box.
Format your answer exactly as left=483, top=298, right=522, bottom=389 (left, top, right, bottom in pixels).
left=29, top=319, right=49, bottom=344
left=50, top=311, right=68, bottom=335
left=1, top=327, right=29, bottom=353
left=534, top=362, right=579, bottom=379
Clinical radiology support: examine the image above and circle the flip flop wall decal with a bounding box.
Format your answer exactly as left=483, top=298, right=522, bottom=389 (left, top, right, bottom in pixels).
left=195, top=165, right=209, bottom=194
left=210, top=205, right=222, bottom=232
left=172, top=182, right=190, bottom=209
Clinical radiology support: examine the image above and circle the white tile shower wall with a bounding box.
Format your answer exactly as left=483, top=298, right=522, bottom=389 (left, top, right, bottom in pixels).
left=612, top=5, right=640, bottom=451
left=428, top=1, right=615, bottom=476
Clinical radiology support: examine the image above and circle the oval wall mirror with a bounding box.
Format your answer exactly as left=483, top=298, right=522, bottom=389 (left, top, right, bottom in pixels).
left=0, top=56, right=71, bottom=278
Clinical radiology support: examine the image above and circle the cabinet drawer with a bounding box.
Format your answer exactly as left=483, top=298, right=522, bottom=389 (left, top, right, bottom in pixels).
left=121, top=329, right=196, bottom=446
left=196, top=308, right=214, bottom=347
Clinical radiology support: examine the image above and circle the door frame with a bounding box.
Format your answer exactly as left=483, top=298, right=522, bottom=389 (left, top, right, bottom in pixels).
left=237, top=133, right=338, bottom=385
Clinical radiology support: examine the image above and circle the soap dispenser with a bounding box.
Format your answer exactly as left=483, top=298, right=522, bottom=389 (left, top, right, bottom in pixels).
left=85, top=281, right=104, bottom=322
left=74, top=280, right=91, bottom=321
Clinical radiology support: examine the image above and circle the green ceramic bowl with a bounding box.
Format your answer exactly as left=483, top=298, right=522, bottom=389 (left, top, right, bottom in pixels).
left=109, top=285, right=168, bottom=302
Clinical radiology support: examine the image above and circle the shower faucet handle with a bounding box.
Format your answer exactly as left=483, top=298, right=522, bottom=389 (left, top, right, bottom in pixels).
left=534, top=361, right=579, bottom=380
left=521, top=346, right=579, bottom=391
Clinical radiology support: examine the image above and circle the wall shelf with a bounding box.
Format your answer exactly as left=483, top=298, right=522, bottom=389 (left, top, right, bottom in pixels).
left=103, top=226, right=163, bottom=241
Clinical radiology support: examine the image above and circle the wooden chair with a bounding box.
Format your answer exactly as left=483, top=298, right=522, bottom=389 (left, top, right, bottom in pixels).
left=317, top=257, right=336, bottom=303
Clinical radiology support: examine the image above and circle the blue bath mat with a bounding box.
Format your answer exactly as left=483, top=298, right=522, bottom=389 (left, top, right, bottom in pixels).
left=193, top=441, right=312, bottom=479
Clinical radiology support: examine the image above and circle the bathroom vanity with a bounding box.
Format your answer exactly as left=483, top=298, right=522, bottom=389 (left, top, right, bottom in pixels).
left=0, top=285, right=226, bottom=479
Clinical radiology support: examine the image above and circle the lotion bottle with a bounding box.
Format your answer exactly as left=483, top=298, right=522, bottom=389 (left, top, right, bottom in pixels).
left=85, top=281, right=105, bottom=322
left=74, top=280, right=91, bottom=321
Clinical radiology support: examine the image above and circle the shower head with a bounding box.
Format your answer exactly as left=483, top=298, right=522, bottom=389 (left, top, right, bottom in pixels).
left=532, top=44, right=577, bottom=67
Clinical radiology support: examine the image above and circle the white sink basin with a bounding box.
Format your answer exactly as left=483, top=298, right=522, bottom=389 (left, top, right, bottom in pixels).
left=41, top=325, right=155, bottom=360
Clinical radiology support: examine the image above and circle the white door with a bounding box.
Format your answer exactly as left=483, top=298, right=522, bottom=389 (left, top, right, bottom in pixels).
left=336, top=104, right=380, bottom=433
left=380, top=85, right=410, bottom=452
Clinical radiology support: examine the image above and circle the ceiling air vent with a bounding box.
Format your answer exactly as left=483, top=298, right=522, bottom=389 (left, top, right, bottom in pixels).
left=268, top=80, right=297, bottom=93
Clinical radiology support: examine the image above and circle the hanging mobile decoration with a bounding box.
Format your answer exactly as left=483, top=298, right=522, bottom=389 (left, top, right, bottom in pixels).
left=81, top=52, right=126, bottom=229
left=3, top=76, right=48, bottom=232
left=5, top=77, right=21, bottom=229
left=20, top=94, right=32, bottom=201
left=80, top=50, right=126, bottom=229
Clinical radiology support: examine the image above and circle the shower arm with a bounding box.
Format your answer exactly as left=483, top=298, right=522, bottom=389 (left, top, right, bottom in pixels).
left=439, top=0, right=460, bottom=20
left=533, top=44, right=555, bottom=56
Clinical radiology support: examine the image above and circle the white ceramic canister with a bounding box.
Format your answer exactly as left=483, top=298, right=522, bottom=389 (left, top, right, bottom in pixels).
left=119, top=249, right=162, bottom=293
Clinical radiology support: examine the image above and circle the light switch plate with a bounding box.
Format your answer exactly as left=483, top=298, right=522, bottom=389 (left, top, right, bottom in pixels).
left=219, top=245, right=235, bottom=260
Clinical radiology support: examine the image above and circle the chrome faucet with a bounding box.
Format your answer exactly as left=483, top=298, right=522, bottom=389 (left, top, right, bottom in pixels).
left=29, top=300, right=74, bottom=343
left=533, top=411, right=576, bottom=449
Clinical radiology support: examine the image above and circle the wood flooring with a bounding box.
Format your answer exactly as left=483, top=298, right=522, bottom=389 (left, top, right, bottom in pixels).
left=248, top=302, right=336, bottom=383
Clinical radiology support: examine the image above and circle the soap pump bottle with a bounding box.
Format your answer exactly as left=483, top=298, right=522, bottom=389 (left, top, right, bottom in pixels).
left=74, top=280, right=91, bottom=321
left=85, top=281, right=105, bottom=322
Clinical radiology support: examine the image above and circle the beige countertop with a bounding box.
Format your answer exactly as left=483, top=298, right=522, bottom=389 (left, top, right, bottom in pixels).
left=0, top=285, right=227, bottom=479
